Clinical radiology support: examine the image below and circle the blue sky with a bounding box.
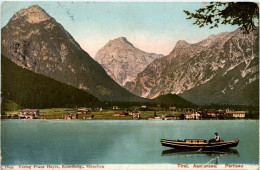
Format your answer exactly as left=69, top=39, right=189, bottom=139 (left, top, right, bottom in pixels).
left=1, top=1, right=238, bottom=57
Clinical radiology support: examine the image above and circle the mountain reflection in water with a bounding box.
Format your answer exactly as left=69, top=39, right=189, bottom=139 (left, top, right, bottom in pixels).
left=161, top=148, right=240, bottom=157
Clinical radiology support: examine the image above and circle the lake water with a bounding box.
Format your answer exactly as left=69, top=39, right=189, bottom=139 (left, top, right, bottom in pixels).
left=1, top=120, right=259, bottom=165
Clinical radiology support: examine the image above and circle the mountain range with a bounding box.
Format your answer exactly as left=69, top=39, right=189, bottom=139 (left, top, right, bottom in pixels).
left=1, top=5, right=258, bottom=107
left=124, top=29, right=259, bottom=105
left=1, top=5, right=144, bottom=102
left=95, top=37, right=163, bottom=86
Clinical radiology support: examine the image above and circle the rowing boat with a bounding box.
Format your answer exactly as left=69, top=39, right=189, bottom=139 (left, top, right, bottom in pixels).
left=160, top=138, right=239, bottom=150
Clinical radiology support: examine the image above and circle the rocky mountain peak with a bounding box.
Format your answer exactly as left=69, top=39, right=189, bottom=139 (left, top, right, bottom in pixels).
left=108, top=37, right=134, bottom=48
left=124, top=29, right=259, bottom=106
left=11, top=5, right=51, bottom=24
left=95, top=37, right=163, bottom=86
left=2, top=5, right=143, bottom=102
left=175, top=40, right=190, bottom=48
left=197, top=32, right=231, bottom=47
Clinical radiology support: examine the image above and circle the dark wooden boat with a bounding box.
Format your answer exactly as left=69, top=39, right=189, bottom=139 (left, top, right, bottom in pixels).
left=161, top=138, right=239, bottom=150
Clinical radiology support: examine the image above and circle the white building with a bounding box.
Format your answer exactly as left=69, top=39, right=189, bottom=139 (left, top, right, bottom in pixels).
left=225, top=111, right=246, bottom=118
left=184, top=112, right=200, bottom=119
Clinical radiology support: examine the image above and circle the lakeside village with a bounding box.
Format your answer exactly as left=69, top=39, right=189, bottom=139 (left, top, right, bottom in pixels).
left=3, top=105, right=258, bottom=120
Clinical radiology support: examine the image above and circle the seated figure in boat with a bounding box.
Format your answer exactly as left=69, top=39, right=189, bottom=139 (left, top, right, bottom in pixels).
left=209, top=132, right=220, bottom=143
left=215, top=132, right=220, bottom=142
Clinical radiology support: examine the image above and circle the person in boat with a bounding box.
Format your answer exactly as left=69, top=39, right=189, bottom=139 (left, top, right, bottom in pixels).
left=214, top=132, right=220, bottom=142
left=209, top=132, right=221, bottom=143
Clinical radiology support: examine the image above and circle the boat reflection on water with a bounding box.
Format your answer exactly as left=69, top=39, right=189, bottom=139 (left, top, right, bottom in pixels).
left=161, top=148, right=240, bottom=157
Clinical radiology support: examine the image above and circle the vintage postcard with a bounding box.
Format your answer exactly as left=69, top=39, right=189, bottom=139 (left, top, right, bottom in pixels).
left=1, top=1, right=259, bottom=169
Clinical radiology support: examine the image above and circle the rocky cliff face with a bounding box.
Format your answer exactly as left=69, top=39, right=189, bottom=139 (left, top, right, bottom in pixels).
left=95, top=37, right=163, bottom=86
left=1, top=5, right=144, bottom=102
left=124, top=29, right=259, bottom=105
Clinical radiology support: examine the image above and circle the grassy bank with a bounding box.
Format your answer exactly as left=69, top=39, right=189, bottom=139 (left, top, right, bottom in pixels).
left=2, top=108, right=181, bottom=120
left=2, top=108, right=133, bottom=120
left=40, top=108, right=76, bottom=119
left=139, top=111, right=182, bottom=119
